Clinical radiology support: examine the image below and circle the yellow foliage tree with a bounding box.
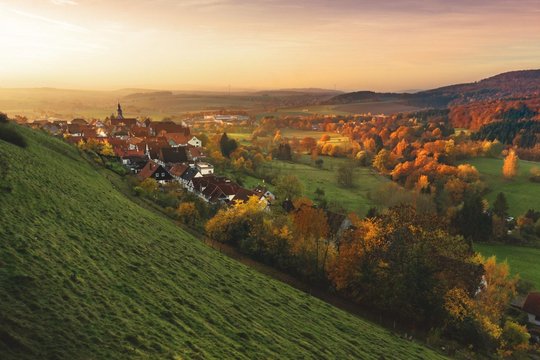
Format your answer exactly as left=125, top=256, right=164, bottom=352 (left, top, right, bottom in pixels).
left=502, top=149, right=519, bottom=179
left=177, top=202, right=200, bottom=226
left=99, top=141, right=115, bottom=157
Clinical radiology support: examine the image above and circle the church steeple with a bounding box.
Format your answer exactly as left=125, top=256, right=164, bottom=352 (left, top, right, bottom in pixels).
left=117, top=102, right=124, bottom=120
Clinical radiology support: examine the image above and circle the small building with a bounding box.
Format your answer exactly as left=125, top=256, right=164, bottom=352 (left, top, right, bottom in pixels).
left=159, top=147, right=190, bottom=164
left=253, top=185, right=275, bottom=203
left=188, top=136, right=202, bottom=148
left=137, top=160, right=174, bottom=183
left=522, top=292, right=540, bottom=327
left=196, top=162, right=214, bottom=175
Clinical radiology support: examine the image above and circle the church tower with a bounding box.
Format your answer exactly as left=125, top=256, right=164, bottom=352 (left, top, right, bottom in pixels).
left=117, top=102, right=124, bottom=120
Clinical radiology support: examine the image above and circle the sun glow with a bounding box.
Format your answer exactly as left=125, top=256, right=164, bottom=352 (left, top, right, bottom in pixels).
left=1, top=0, right=540, bottom=90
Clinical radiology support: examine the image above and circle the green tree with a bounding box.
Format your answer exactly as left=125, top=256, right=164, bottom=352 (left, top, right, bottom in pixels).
left=493, top=192, right=509, bottom=218
left=337, top=163, right=354, bottom=188
left=275, top=175, right=303, bottom=201
left=219, top=133, right=238, bottom=158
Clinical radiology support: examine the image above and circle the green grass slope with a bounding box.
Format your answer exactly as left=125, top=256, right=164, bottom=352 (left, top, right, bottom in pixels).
left=0, top=127, right=445, bottom=359
left=464, top=157, right=540, bottom=216
left=475, top=243, right=540, bottom=290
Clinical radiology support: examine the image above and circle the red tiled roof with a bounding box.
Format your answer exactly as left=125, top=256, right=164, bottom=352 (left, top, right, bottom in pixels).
left=523, top=292, right=540, bottom=316
left=168, top=163, right=189, bottom=177
left=150, top=121, right=190, bottom=136
left=137, top=160, right=160, bottom=181
left=164, top=133, right=190, bottom=145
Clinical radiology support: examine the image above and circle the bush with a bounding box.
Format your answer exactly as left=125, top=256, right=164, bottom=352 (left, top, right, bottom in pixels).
left=0, top=124, right=27, bottom=148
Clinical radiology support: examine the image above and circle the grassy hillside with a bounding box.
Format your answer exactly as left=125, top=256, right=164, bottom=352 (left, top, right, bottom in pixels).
left=0, top=126, right=445, bottom=359
left=475, top=243, right=540, bottom=290
left=463, top=157, right=540, bottom=216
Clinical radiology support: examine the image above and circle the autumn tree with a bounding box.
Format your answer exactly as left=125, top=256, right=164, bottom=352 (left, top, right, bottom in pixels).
left=99, top=141, right=115, bottom=157
left=328, top=205, right=483, bottom=325
left=177, top=202, right=200, bottom=227
left=289, top=198, right=331, bottom=276
left=274, top=175, right=303, bottom=201
left=502, top=149, right=519, bottom=179
left=444, top=256, right=521, bottom=352
left=372, top=149, right=390, bottom=173
left=137, top=178, right=158, bottom=196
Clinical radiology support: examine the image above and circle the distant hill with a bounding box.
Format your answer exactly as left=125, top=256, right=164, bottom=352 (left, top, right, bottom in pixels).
left=0, top=125, right=445, bottom=359
left=327, top=69, right=540, bottom=108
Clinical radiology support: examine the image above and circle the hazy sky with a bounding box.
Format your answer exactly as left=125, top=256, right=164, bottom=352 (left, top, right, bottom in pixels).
left=1, top=0, right=540, bottom=91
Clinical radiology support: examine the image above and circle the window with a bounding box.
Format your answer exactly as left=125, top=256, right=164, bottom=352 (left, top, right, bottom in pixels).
left=156, top=173, right=160, bottom=178
left=162, top=173, right=165, bottom=177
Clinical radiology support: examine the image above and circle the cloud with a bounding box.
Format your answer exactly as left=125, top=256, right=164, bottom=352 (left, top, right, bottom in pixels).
left=11, top=9, right=88, bottom=32
left=51, top=0, right=78, bottom=5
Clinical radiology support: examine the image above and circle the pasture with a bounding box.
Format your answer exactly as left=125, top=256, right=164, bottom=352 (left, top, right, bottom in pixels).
left=463, top=157, right=540, bottom=216
left=261, top=156, right=389, bottom=215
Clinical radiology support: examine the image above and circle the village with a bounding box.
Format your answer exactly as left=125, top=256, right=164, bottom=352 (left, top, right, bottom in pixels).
left=20, top=104, right=275, bottom=207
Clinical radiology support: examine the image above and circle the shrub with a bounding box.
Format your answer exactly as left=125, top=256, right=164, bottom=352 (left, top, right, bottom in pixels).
left=0, top=113, right=8, bottom=124
left=0, top=124, right=27, bottom=148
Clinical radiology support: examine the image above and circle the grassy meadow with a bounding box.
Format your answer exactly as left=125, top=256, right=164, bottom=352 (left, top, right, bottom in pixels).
left=0, top=125, right=445, bottom=359
left=261, top=155, right=389, bottom=215
left=475, top=243, right=540, bottom=290
left=463, top=157, right=540, bottom=216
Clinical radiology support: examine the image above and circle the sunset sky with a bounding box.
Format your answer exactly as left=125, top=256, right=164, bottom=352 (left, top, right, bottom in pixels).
left=1, top=0, right=540, bottom=91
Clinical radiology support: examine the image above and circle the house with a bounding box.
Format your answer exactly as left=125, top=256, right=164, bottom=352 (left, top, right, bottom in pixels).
left=42, top=123, right=62, bottom=135
left=168, top=163, right=189, bottom=180
left=131, top=126, right=150, bottom=138
left=164, top=133, right=190, bottom=147
left=253, top=185, right=275, bottom=203
left=67, top=124, right=83, bottom=137
left=196, top=162, right=214, bottom=175
left=187, top=146, right=207, bottom=161
left=159, top=147, right=190, bottom=164
left=121, top=154, right=148, bottom=173
left=522, top=292, right=540, bottom=327
left=143, top=138, right=170, bottom=159
left=188, top=136, right=202, bottom=147
left=181, top=167, right=203, bottom=191
left=194, top=176, right=240, bottom=203
left=71, top=118, right=88, bottom=125
left=149, top=121, right=190, bottom=137
left=137, top=160, right=174, bottom=183
left=231, top=187, right=269, bottom=208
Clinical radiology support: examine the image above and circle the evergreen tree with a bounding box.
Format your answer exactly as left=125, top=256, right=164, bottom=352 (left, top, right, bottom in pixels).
left=493, top=192, right=509, bottom=218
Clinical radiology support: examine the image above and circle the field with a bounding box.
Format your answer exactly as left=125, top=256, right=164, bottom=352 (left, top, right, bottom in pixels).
left=475, top=243, right=540, bottom=290
left=0, top=125, right=445, bottom=359
left=265, top=100, right=423, bottom=118
left=463, top=157, right=540, bottom=216
left=261, top=155, right=389, bottom=215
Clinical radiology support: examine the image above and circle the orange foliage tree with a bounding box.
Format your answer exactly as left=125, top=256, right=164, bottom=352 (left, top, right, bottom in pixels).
left=502, top=149, right=519, bottom=179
